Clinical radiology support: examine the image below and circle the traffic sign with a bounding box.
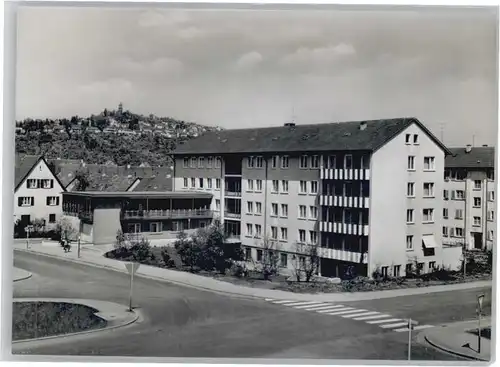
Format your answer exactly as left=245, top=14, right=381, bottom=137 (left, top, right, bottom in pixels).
left=477, top=294, right=485, bottom=315
left=407, top=319, right=419, bottom=330
left=125, top=262, right=140, bottom=275
left=25, top=225, right=34, bottom=232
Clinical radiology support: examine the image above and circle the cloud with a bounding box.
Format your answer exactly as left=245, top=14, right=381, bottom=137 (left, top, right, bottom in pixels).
left=280, top=43, right=356, bottom=69
left=234, top=51, right=263, bottom=71
left=177, top=26, right=205, bottom=40
left=138, top=10, right=190, bottom=28
left=114, top=56, right=184, bottom=76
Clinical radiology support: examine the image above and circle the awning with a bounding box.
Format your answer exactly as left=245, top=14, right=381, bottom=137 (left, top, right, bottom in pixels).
left=422, top=235, right=437, bottom=249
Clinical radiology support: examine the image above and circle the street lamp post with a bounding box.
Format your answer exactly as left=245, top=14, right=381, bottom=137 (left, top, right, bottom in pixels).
left=407, top=318, right=418, bottom=360
left=477, top=294, right=485, bottom=354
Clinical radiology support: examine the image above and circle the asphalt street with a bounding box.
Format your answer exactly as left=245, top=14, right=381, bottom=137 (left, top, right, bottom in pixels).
left=11, top=251, right=477, bottom=360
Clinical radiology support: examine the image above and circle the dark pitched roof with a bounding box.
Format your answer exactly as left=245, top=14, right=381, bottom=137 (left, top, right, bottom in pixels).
left=173, top=117, right=450, bottom=155
left=445, top=147, right=495, bottom=169
left=132, top=175, right=173, bottom=192
left=15, top=155, right=42, bottom=188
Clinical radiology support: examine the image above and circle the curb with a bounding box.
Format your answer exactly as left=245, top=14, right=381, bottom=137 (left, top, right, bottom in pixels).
left=13, top=270, right=32, bottom=282
left=12, top=298, right=140, bottom=347
left=423, top=334, right=489, bottom=362
left=14, top=248, right=493, bottom=302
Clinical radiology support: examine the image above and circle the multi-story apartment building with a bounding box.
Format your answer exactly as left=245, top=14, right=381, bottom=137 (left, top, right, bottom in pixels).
left=443, top=145, right=495, bottom=250
left=172, top=117, right=461, bottom=278
left=14, top=155, right=66, bottom=229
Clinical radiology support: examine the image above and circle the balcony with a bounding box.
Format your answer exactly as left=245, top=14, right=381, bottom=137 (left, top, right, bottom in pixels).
left=320, top=195, right=369, bottom=209
left=320, top=168, right=370, bottom=181
left=122, top=209, right=213, bottom=220
left=225, top=212, right=242, bottom=219
left=318, top=247, right=368, bottom=264
left=320, top=221, right=369, bottom=236
left=63, top=211, right=93, bottom=221
left=225, top=191, right=242, bottom=198
left=225, top=235, right=241, bottom=243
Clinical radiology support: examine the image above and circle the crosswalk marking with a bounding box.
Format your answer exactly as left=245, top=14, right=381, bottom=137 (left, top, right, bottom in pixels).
left=342, top=311, right=379, bottom=319
left=380, top=322, right=409, bottom=329
left=264, top=299, right=434, bottom=333
left=367, top=318, right=402, bottom=324
left=317, top=307, right=354, bottom=314
left=325, top=309, right=368, bottom=316
left=305, top=305, right=345, bottom=312
left=353, top=313, right=392, bottom=321
left=393, top=325, right=434, bottom=333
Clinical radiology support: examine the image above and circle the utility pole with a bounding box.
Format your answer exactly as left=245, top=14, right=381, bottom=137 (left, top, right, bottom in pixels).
left=477, top=294, right=485, bottom=354
left=407, top=318, right=418, bottom=360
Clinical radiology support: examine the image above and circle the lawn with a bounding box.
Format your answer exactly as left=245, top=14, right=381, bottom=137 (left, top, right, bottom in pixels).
left=12, top=302, right=107, bottom=341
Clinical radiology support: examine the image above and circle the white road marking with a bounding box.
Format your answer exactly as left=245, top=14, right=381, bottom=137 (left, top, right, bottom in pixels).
left=353, top=314, right=393, bottom=321
left=283, top=301, right=324, bottom=307
left=342, top=311, right=379, bottom=319
left=294, top=303, right=331, bottom=309
left=325, top=309, right=368, bottom=316
left=317, top=307, right=355, bottom=314
left=394, top=325, right=435, bottom=333
left=272, top=300, right=299, bottom=304
left=367, top=318, right=402, bottom=324
left=380, top=322, right=409, bottom=329
left=303, top=304, right=345, bottom=311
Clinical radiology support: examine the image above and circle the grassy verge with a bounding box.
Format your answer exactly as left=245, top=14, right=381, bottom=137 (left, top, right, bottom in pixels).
left=12, top=302, right=107, bottom=341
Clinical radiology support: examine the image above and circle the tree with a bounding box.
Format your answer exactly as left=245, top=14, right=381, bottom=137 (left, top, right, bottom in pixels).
left=74, top=170, right=91, bottom=191
left=174, top=231, right=201, bottom=272
left=253, top=236, right=280, bottom=280
left=95, top=116, right=109, bottom=132
left=55, top=218, right=78, bottom=243
left=292, top=242, right=320, bottom=282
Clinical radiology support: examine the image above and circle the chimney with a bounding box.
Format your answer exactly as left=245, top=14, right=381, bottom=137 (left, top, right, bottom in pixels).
left=465, top=144, right=472, bottom=153
left=359, top=121, right=368, bottom=131
left=284, top=122, right=296, bottom=127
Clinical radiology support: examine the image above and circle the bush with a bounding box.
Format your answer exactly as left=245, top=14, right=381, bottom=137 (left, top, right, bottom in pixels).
left=130, top=238, right=152, bottom=262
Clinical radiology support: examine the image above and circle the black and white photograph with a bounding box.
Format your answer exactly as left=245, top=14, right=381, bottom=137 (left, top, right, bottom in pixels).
left=4, top=1, right=498, bottom=363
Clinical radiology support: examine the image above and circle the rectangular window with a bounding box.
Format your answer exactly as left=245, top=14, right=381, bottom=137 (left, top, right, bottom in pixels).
left=299, top=229, right=306, bottom=243
left=247, top=179, right=254, bottom=191
left=474, top=197, right=482, bottom=208
left=245, top=247, right=252, bottom=261
left=393, top=265, right=401, bottom=277
left=255, top=224, right=262, bottom=237
left=199, top=178, right=204, bottom=188
left=190, top=157, right=196, bottom=168
left=183, top=178, right=188, bottom=188
left=488, top=210, right=494, bottom=221
left=423, top=182, right=435, bottom=197
left=443, top=226, right=448, bottom=237
left=207, top=156, right=213, bottom=168
left=256, top=180, right=263, bottom=192
left=27, top=179, right=38, bottom=189
left=246, top=223, right=253, bottom=236
left=408, top=156, right=415, bottom=170
left=405, top=134, right=411, bottom=144
left=309, top=231, right=318, bottom=244
left=256, top=249, right=263, bottom=262
left=280, top=253, right=288, bottom=267
left=300, top=155, right=309, bottom=169
left=423, top=208, right=434, bottom=223
left=198, top=157, right=204, bottom=168
left=271, top=156, right=278, bottom=169
left=272, top=180, right=279, bottom=193
left=413, top=134, right=419, bottom=144
left=299, top=181, right=307, bottom=194
left=309, top=206, right=318, bottom=219
left=474, top=180, right=482, bottom=190
left=271, top=226, right=278, bottom=240
left=280, top=204, right=288, bottom=218
left=18, top=197, right=34, bottom=207
left=271, top=203, right=278, bottom=216
left=406, top=235, right=413, bottom=250
left=150, top=222, right=162, bottom=233
left=473, top=216, right=481, bottom=226
left=406, top=209, right=414, bottom=224
left=215, top=157, right=221, bottom=168
left=344, top=154, right=353, bottom=169
left=247, top=156, right=255, bottom=168
left=255, top=156, right=263, bottom=168
left=190, top=178, right=196, bottom=188
left=299, top=205, right=307, bottom=219
left=407, top=182, right=415, bottom=197
left=247, top=201, right=254, bottom=214
left=429, top=261, right=436, bottom=270
left=455, top=190, right=465, bottom=200
left=443, top=190, right=449, bottom=200
left=311, top=155, right=319, bottom=168
left=281, top=180, right=289, bottom=193
left=216, top=179, right=221, bottom=189
left=207, top=178, right=213, bottom=189
left=381, top=267, right=389, bottom=277
left=280, top=227, right=288, bottom=241
left=449, top=227, right=455, bottom=237
left=443, top=208, right=449, bottom=219
left=46, top=196, right=60, bottom=206
left=183, top=157, right=189, bottom=168
left=310, top=181, right=318, bottom=194
left=488, top=230, right=494, bottom=241
left=281, top=156, right=289, bottom=169
left=424, top=156, right=435, bottom=171
left=489, top=191, right=495, bottom=201
left=327, top=155, right=336, bottom=169
left=49, top=214, right=56, bottom=223
left=455, top=228, right=464, bottom=237
left=215, top=199, right=220, bottom=211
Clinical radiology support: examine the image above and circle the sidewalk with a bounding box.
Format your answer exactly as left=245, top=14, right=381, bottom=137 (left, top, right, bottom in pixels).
left=12, top=297, right=139, bottom=349
left=420, top=318, right=492, bottom=361
left=13, top=267, right=32, bottom=282
left=13, top=242, right=492, bottom=302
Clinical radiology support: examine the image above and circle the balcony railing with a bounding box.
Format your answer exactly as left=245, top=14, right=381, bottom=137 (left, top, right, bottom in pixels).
left=63, top=211, right=93, bottom=221
left=225, top=212, right=241, bottom=219
left=225, top=191, right=242, bottom=198
left=225, top=235, right=241, bottom=243
left=122, top=209, right=213, bottom=220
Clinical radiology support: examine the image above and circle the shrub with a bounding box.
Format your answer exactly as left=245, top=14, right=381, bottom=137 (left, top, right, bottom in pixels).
left=130, top=238, right=151, bottom=262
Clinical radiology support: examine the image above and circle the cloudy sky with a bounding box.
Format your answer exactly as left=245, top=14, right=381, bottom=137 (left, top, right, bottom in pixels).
left=16, top=5, right=498, bottom=146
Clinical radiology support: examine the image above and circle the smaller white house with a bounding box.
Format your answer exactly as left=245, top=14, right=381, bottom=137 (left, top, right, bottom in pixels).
left=14, top=155, right=66, bottom=229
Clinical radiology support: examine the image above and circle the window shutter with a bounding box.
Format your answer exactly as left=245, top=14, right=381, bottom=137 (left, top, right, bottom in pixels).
left=18, top=197, right=22, bottom=206
left=50, top=179, right=54, bottom=188
left=37, top=179, right=42, bottom=188
left=31, top=197, right=35, bottom=206
left=46, top=197, right=50, bottom=205
left=56, top=197, right=60, bottom=205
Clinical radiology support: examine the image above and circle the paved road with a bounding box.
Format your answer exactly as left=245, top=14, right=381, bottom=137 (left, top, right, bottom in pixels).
left=12, top=251, right=472, bottom=360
